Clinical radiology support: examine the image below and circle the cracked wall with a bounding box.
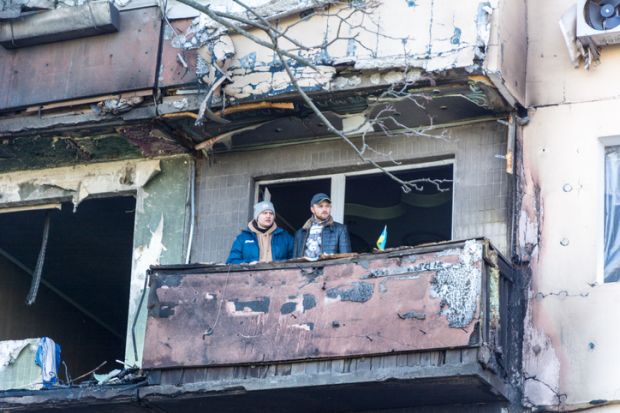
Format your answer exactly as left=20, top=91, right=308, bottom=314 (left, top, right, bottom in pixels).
left=521, top=0, right=620, bottom=410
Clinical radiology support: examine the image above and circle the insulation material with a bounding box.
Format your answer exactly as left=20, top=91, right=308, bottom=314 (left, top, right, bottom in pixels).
left=0, top=339, right=41, bottom=391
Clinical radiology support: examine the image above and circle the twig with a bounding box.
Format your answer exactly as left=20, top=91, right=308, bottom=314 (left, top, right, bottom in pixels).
left=175, top=0, right=320, bottom=72
left=72, top=360, right=107, bottom=383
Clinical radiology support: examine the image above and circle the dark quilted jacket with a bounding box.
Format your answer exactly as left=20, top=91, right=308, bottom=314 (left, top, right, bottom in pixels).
left=293, top=218, right=351, bottom=258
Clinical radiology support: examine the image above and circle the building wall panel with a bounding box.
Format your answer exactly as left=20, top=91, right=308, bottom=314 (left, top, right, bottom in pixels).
left=0, top=7, right=161, bottom=111
left=193, top=121, right=510, bottom=263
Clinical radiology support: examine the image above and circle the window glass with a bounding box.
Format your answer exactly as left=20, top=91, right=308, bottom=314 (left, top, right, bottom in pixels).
left=605, top=146, right=620, bottom=282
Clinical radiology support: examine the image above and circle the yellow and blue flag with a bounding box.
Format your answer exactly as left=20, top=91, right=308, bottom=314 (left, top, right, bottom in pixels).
left=376, top=225, right=387, bottom=251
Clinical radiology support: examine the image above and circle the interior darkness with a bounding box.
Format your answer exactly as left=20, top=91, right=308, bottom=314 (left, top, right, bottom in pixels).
left=258, top=179, right=331, bottom=233
left=0, top=196, right=135, bottom=379
left=344, top=165, right=453, bottom=252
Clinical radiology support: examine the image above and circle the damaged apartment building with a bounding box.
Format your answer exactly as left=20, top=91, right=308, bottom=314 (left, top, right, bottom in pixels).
left=1, top=0, right=614, bottom=411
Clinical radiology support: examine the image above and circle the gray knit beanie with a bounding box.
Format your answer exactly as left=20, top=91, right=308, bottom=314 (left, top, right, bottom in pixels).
left=253, top=201, right=275, bottom=220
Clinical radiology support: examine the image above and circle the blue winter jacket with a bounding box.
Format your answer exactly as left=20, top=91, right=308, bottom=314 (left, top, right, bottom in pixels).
left=226, top=226, right=294, bottom=264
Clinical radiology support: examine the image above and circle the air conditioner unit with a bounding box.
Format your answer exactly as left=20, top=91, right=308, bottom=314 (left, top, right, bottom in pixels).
left=577, top=0, right=620, bottom=45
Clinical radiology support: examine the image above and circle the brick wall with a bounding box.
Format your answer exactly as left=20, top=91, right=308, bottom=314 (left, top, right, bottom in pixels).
left=193, top=121, right=511, bottom=262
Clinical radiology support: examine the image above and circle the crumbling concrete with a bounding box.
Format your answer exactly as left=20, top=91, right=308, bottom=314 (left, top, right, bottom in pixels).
left=167, top=0, right=510, bottom=102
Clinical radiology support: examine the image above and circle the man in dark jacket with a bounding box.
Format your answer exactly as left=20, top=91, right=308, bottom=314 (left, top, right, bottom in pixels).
left=293, top=193, right=351, bottom=260
left=227, top=201, right=294, bottom=264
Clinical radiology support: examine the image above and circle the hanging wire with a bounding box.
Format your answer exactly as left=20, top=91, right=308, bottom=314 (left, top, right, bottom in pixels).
left=131, top=270, right=149, bottom=363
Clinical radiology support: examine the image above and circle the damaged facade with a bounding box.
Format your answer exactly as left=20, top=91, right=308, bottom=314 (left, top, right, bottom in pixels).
left=9, top=0, right=606, bottom=411
left=519, top=0, right=620, bottom=411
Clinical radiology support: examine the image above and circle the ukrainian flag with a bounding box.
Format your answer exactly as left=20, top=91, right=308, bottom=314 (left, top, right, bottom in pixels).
left=376, top=225, right=387, bottom=251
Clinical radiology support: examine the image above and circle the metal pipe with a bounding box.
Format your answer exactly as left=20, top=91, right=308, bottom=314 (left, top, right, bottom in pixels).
left=25, top=211, right=51, bottom=305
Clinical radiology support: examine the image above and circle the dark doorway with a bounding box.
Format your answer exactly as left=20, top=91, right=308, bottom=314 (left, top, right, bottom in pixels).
left=0, top=196, right=135, bottom=381
left=344, top=165, right=453, bottom=252
left=258, top=179, right=331, bottom=234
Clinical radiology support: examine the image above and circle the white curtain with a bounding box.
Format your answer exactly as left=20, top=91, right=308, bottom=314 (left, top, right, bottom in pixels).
left=605, top=146, right=620, bottom=282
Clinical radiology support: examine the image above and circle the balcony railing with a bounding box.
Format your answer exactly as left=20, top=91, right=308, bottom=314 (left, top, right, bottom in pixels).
left=141, top=238, right=519, bottom=411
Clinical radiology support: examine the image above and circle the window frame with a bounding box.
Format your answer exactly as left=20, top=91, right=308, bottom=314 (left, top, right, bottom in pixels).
left=255, top=158, right=455, bottom=240
left=602, top=142, right=620, bottom=283
left=599, top=136, right=620, bottom=283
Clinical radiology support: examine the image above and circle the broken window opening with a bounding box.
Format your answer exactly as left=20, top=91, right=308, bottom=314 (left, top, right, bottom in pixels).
left=0, top=196, right=136, bottom=384
left=345, top=165, right=453, bottom=252
left=256, top=162, right=453, bottom=253
left=604, top=145, right=620, bottom=282
left=257, top=178, right=331, bottom=233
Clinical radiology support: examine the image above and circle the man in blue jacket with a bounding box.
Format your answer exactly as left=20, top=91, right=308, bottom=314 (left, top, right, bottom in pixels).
left=293, top=193, right=351, bottom=260
left=226, top=200, right=294, bottom=264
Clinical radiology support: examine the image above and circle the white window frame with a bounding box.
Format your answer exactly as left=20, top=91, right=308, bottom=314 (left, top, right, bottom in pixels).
left=599, top=136, right=620, bottom=283
left=255, top=158, right=455, bottom=239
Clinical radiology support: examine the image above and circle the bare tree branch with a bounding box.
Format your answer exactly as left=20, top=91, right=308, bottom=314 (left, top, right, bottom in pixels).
left=176, top=0, right=321, bottom=71
left=171, top=0, right=453, bottom=192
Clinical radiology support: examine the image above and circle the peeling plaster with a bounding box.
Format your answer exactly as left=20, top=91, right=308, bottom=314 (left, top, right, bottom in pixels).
left=126, top=215, right=166, bottom=364
left=331, top=69, right=424, bottom=92
left=0, top=339, right=37, bottom=370
left=224, top=65, right=336, bottom=100
left=326, top=282, right=374, bottom=303
left=518, top=115, right=564, bottom=408
left=430, top=239, right=482, bottom=328
left=186, top=0, right=335, bottom=28
left=226, top=297, right=271, bottom=316
left=167, top=1, right=495, bottom=100
left=0, top=338, right=40, bottom=391
left=0, top=159, right=161, bottom=208
left=290, top=322, right=314, bottom=331
left=522, top=303, right=562, bottom=407
left=279, top=293, right=317, bottom=314
left=130, top=216, right=166, bottom=316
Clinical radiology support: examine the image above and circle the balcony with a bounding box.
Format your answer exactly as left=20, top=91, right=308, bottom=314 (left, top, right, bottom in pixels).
left=141, top=238, right=520, bottom=412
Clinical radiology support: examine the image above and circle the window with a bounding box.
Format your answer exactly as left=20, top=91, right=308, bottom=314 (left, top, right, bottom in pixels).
left=605, top=146, right=620, bottom=282
left=257, top=161, right=453, bottom=252
left=0, top=196, right=135, bottom=378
